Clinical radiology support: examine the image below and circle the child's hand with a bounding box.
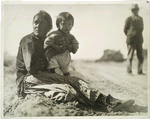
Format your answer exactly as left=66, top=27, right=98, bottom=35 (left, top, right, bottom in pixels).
left=61, top=46, right=67, bottom=51
left=66, top=44, right=72, bottom=52
left=55, top=46, right=63, bottom=52
left=56, top=45, right=68, bottom=53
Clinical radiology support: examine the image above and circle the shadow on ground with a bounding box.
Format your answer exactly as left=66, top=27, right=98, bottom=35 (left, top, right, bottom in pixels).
left=120, top=104, right=148, bottom=113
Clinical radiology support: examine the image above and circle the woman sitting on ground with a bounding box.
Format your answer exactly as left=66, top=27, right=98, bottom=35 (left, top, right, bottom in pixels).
left=16, top=10, right=135, bottom=112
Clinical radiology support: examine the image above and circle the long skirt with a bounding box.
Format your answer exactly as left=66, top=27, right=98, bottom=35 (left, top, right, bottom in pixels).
left=18, top=71, right=100, bottom=106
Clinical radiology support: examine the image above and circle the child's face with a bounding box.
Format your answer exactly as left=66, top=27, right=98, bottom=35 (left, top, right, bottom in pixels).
left=59, top=19, right=73, bottom=34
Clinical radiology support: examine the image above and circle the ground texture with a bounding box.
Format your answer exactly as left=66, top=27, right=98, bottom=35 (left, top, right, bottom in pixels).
left=3, top=59, right=148, bottom=118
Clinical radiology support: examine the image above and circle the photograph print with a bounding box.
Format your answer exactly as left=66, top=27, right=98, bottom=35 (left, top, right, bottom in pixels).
left=2, top=1, right=149, bottom=118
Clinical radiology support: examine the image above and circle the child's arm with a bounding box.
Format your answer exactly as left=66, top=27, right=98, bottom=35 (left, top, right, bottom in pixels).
left=44, top=34, right=54, bottom=49
left=66, top=36, right=79, bottom=54
left=44, top=34, right=64, bottom=53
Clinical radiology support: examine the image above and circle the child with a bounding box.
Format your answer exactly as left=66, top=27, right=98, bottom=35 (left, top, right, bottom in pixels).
left=44, top=12, right=79, bottom=76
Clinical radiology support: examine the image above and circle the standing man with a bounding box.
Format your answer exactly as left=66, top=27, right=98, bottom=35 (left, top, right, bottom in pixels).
left=124, top=4, right=145, bottom=75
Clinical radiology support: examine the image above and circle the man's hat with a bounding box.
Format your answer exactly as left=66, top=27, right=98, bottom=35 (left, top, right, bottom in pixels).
left=131, top=4, right=139, bottom=10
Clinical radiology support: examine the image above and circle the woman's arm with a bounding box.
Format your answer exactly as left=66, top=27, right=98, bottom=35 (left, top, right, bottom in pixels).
left=22, top=42, right=44, bottom=74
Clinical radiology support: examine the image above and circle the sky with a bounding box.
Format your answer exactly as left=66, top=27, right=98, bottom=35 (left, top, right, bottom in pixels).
left=2, top=2, right=149, bottom=60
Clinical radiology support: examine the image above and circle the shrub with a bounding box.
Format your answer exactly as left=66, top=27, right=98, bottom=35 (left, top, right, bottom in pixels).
left=96, top=49, right=125, bottom=62
left=4, top=52, right=16, bottom=67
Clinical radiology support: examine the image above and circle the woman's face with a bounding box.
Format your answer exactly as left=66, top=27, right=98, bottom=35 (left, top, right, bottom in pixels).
left=33, top=15, right=49, bottom=38
left=59, top=19, right=73, bottom=34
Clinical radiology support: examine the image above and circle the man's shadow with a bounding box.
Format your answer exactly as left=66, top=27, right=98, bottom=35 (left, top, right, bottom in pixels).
left=119, top=104, right=148, bottom=113
left=78, top=103, right=148, bottom=113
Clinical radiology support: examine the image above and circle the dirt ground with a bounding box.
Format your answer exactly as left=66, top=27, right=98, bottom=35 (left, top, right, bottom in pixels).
left=3, top=59, right=148, bottom=118
left=72, top=60, right=148, bottom=106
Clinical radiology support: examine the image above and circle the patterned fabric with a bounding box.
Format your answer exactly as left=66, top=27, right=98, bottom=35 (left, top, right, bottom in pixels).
left=25, top=83, right=78, bottom=102
left=23, top=72, right=100, bottom=106
left=16, top=32, right=99, bottom=106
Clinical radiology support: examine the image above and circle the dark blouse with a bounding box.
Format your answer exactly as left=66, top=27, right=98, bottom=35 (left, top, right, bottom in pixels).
left=16, top=32, right=48, bottom=85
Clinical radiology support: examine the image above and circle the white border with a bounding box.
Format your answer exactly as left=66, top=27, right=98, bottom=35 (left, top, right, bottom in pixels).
left=1, top=0, right=149, bottom=119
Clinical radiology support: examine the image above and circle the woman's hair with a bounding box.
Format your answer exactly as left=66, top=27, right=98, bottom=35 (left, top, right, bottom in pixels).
left=56, top=12, right=74, bottom=28
left=33, top=10, right=52, bottom=31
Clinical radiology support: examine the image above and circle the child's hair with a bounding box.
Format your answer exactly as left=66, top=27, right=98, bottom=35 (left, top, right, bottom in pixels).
left=56, top=12, right=74, bottom=28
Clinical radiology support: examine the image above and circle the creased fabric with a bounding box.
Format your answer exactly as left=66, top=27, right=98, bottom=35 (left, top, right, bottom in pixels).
left=25, top=84, right=78, bottom=102
left=23, top=72, right=100, bottom=106
left=16, top=32, right=100, bottom=106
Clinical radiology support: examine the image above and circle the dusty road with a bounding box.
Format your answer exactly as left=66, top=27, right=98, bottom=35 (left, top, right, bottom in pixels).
left=71, top=60, right=148, bottom=114
left=4, top=59, right=148, bottom=117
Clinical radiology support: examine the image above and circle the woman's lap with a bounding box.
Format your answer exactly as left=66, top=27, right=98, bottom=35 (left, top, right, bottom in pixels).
left=24, top=71, right=100, bottom=106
